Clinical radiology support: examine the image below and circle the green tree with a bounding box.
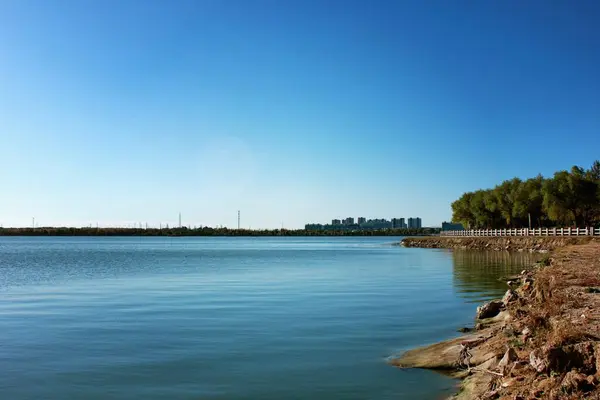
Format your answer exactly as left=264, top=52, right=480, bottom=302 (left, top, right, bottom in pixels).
left=451, top=192, right=476, bottom=228
left=513, top=175, right=546, bottom=228
left=450, top=160, right=600, bottom=229
left=542, top=166, right=598, bottom=226
left=493, top=178, right=522, bottom=227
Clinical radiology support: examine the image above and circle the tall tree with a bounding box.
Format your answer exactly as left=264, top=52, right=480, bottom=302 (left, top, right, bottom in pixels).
left=450, top=160, right=600, bottom=228
left=542, top=167, right=598, bottom=226
left=494, top=178, right=522, bottom=227
left=513, top=175, right=546, bottom=227
left=451, top=192, right=475, bottom=228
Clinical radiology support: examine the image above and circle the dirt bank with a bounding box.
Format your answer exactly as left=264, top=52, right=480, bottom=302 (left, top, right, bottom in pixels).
left=400, top=236, right=599, bottom=252
left=390, top=241, right=600, bottom=399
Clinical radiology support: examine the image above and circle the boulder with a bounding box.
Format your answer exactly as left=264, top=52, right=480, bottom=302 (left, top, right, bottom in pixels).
left=502, top=289, right=518, bottom=305
left=476, top=300, right=504, bottom=320
left=530, top=350, right=548, bottom=373
left=498, top=347, right=518, bottom=374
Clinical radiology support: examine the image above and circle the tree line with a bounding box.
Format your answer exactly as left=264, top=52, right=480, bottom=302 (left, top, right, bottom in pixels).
left=0, top=226, right=440, bottom=237
left=451, top=160, right=600, bottom=229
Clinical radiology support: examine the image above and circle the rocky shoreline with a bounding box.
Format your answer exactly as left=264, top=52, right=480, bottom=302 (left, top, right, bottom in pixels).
left=400, top=236, right=598, bottom=253
left=391, top=239, right=600, bottom=399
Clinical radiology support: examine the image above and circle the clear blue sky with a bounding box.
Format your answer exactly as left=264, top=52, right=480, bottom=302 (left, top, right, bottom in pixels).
left=1, top=0, right=599, bottom=229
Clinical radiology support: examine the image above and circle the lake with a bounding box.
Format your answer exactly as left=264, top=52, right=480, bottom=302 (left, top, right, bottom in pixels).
left=0, top=237, right=535, bottom=399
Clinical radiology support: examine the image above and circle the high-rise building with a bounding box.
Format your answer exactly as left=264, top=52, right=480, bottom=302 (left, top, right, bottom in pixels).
left=332, top=219, right=341, bottom=226
left=391, top=218, right=404, bottom=229
left=360, top=219, right=392, bottom=229
left=357, top=217, right=366, bottom=224
left=305, top=223, right=324, bottom=230
left=408, top=217, right=422, bottom=229
left=343, top=217, right=355, bottom=225
left=400, top=218, right=406, bottom=228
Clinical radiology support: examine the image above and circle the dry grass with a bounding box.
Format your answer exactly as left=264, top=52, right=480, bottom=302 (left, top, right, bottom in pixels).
left=476, top=242, right=600, bottom=399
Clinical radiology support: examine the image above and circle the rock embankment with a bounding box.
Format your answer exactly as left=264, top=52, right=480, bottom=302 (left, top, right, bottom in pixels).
left=390, top=241, right=600, bottom=399
left=400, top=236, right=598, bottom=253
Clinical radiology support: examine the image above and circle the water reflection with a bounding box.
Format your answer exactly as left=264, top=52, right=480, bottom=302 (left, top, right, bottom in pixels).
left=452, top=251, right=539, bottom=303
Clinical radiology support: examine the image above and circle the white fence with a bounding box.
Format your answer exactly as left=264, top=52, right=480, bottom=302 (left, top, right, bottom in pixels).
left=441, top=227, right=600, bottom=237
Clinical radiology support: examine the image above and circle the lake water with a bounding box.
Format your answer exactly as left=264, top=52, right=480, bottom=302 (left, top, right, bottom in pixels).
left=0, top=237, right=536, bottom=399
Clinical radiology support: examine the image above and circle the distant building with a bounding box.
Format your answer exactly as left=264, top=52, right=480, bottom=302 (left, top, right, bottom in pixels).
left=305, top=223, right=324, bottom=230
left=442, top=222, right=464, bottom=231
left=343, top=217, right=355, bottom=225
left=357, top=217, right=366, bottom=224
left=332, top=219, right=341, bottom=226
left=361, top=218, right=392, bottom=229
left=391, top=218, right=406, bottom=229
left=408, top=217, right=422, bottom=229
left=400, top=218, right=406, bottom=229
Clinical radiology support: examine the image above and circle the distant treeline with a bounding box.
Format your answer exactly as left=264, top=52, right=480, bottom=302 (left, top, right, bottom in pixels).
left=0, top=227, right=440, bottom=237
left=451, top=160, right=600, bottom=229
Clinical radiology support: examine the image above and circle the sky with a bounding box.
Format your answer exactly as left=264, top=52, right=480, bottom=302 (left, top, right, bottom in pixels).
left=1, top=0, right=599, bottom=229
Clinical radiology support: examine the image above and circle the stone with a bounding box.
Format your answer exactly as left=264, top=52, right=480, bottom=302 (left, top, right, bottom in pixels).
left=502, top=289, right=518, bottom=305
left=498, top=347, right=518, bottom=374
left=476, top=300, right=504, bottom=320
left=457, top=327, right=473, bottom=333
left=529, top=350, right=548, bottom=373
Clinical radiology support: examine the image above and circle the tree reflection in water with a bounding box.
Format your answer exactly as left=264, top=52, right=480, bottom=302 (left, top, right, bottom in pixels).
left=452, top=251, right=539, bottom=303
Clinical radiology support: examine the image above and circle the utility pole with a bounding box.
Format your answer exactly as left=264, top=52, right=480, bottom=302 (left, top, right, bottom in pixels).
left=237, top=210, right=240, bottom=230
left=528, top=213, right=532, bottom=229
left=179, top=212, right=181, bottom=228
left=32, top=217, right=35, bottom=229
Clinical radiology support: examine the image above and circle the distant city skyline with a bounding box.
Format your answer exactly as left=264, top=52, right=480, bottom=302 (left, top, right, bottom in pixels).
left=1, top=1, right=599, bottom=229
left=306, top=216, right=422, bottom=230
left=11, top=213, right=426, bottom=231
